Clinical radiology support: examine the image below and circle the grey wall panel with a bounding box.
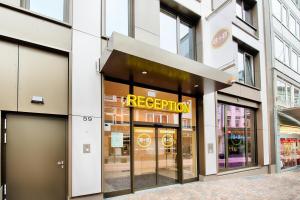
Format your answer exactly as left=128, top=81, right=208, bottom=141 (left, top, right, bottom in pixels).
left=0, top=6, right=71, bottom=51
left=0, top=40, right=18, bottom=111
left=18, top=46, right=68, bottom=115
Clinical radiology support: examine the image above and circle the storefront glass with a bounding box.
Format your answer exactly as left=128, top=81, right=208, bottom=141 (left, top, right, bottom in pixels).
left=217, top=103, right=257, bottom=170
left=279, top=125, right=300, bottom=170
left=182, top=96, right=198, bottom=179
left=104, top=81, right=131, bottom=193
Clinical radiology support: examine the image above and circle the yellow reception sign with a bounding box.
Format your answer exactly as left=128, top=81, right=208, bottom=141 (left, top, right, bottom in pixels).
left=126, top=94, right=190, bottom=113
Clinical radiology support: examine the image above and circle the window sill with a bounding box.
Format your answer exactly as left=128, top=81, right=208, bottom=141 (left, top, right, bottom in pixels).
left=217, top=166, right=260, bottom=176
left=236, top=16, right=257, bottom=31
left=235, top=82, right=261, bottom=91
left=0, top=2, right=71, bottom=28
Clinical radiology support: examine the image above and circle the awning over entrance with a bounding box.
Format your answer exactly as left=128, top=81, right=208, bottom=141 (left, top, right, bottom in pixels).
left=100, top=33, right=233, bottom=95
left=280, top=107, right=300, bottom=125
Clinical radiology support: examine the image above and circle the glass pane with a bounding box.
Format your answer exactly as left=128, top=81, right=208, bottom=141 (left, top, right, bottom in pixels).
left=244, top=54, right=255, bottom=86
left=133, top=87, right=179, bottom=125
left=291, top=51, right=298, bottom=71
left=182, top=96, right=197, bottom=179
left=134, top=127, right=156, bottom=189
left=160, top=11, right=177, bottom=54
left=179, top=22, right=194, bottom=59
left=282, top=6, right=287, bottom=26
left=273, top=0, right=282, bottom=20
left=274, top=37, right=284, bottom=62
left=217, top=103, right=226, bottom=169
left=29, top=0, right=66, bottom=21
left=158, top=128, right=177, bottom=185
left=296, top=23, right=300, bottom=39
left=106, top=0, right=129, bottom=37
left=245, top=108, right=256, bottom=166
left=290, top=15, right=296, bottom=35
left=284, top=44, right=289, bottom=65
left=294, top=88, right=300, bottom=107
left=226, top=105, right=246, bottom=168
left=237, top=50, right=245, bottom=84
left=277, top=80, right=286, bottom=105
left=236, top=0, right=243, bottom=19
left=287, top=84, right=292, bottom=107
left=103, top=81, right=130, bottom=193
left=244, top=4, right=253, bottom=25
left=280, top=138, right=297, bottom=169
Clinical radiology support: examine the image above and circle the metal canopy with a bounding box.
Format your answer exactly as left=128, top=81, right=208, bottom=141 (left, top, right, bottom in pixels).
left=100, top=33, right=233, bottom=96
left=280, top=107, right=300, bottom=122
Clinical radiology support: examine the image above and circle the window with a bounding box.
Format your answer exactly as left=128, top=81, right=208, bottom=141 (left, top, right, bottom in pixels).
left=284, top=43, right=290, bottom=65
left=294, top=88, right=300, bottom=107
left=236, top=0, right=256, bottom=26
left=104, top=0, right=130, bottom=37
left=160, top=9, right=195, bottom=60
left=237, top=47, right=255, bottom=86
left=290, top=15, right=296, bottom=35
left=277, top=79, right=292, bottom=107
left=296, top=22, right=300, bottom=39
left=23, top=0, right=69, bottom=22
left=275, top=37, right=284, bottom=62
left=273, top=0, right=281, bottom=20
left=291, top=50, right=298, bottom=71
left=217, top=103, right=257, bottom=170
left=282, top=6, right=288, bottom=26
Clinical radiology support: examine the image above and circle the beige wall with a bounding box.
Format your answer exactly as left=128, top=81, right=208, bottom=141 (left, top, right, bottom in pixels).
left=0, top=40, right=68, bottom=115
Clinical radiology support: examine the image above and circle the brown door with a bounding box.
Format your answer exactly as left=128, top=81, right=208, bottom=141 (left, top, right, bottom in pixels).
left=5, top=114, right=66, bottom=200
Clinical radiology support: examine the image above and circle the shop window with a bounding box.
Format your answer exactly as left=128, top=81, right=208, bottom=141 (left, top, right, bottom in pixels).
left=280, top=138, right=298, bottom=169
left=217, top=103, right=257, bottom=171
left=103, top=81, right=131, bottom=193
left=22, top=0, right=69, bottom=22
left=237, top=47, right=255, bottom=87
left=103, top=0, right=130, bottom=37
left=235, top=0, right=256, bottom=26
left=160, top=9, right=195, bottom=60
left=182, top=96, right=197, bottom=180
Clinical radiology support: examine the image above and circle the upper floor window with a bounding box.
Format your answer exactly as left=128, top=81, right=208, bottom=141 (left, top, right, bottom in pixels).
left=273, top=0, right=289, bottom=27
left=274, top=36, right=290, bottom=66
left=160, top=9, right=195, bottom=60
left=236, top=0, right=256, bottom=26
left=237, top=47, right=255, bottom=87
left=23, top=0, right=69, bottom=22
left=289, top=15, right=296, bottom=35
left=104, top=0, right=130, bottom=37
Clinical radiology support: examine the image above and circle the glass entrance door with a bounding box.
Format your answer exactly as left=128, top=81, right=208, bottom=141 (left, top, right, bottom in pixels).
left=134, top=127, right=178, bottom=190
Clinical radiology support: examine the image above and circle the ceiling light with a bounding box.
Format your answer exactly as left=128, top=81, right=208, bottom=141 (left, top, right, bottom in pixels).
left=142, top=71, right=147, bottom=75
left=194, top=84, right=199, bottom=88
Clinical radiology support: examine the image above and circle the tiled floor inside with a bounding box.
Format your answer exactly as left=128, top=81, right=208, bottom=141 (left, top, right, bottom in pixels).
left=107, top=169, right=300, bottom=200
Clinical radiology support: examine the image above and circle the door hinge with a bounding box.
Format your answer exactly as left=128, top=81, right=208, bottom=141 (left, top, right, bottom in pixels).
left=3, top=184, right=7, bottom=196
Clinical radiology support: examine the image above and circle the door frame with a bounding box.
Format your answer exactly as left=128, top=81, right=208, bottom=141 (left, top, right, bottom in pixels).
left=1, top=112, right=68, bottom=200
left=133, top=124, right=180, bottom=191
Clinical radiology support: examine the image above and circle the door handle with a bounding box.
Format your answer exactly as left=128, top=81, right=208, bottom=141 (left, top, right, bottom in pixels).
left=57, top=161, right=64, bottom=169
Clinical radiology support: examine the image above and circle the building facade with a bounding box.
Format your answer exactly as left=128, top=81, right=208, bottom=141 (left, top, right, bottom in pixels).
left=0, top=0, right=270, bottom=199
left=264, top=0, right=300, bottom=173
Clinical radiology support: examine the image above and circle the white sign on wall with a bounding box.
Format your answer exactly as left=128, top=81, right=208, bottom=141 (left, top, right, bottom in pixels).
left=111, top=132, right=123, bottom=148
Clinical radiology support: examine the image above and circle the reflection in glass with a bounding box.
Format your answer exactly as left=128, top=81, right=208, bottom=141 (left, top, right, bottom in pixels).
left=280, top=138, right=297, bottom=169
left=160, top=11, right=177, bottom=54
left=134, top=127, right=156, bottom=189
left=158, top=128, right=177, bottom=185
left=217, top=104, right=225, bottom=169
left=182, top=96, right=197, bottom=179
left=294, top=88, right=300, bottom=106
left=133, top=87, right=179, bottom=125
left=277, top=80, right=286, bottom=105
left=179, top=22, right=194, bottom=59
left=217, top=103, right=257, bottom=170
left=227, top=105, right=246, bottom=168
left=237, top=50, right=245, bottom=83
left=245, top=54, right=254, bottom=86
left=105, top=0, right=129, bottom=37
left=104, top=81, right=130, bottom=193
left=29, top=0, right=66, bottom=21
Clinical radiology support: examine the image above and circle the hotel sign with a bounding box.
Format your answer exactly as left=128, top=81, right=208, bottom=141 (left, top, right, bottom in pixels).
left=126, top=94, right=190, bottom=113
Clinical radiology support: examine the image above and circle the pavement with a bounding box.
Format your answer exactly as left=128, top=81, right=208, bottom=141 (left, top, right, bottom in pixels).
left=107, top=169, right=300, bottom=200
